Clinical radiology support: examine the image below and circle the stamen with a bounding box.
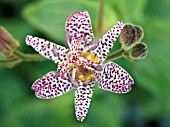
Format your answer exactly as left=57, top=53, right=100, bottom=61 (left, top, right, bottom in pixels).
left=72, top=68, right=77, bottom=80
left=65, top=33, right=70, bottom=46
left=55, top=70, right=60, bottom=78
left=91, top=64, right=103, bottom=71
left=67, top=70, right=79, bottom=88
left=88, top=41, right=99, bottom=51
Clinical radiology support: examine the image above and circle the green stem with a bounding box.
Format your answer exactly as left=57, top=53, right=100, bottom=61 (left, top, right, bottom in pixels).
left=0, top=57, right=22, bottom=68
left=0, top=50, right=47, bottom=68
left=104, top=49, right=125, bottom=63
left=14, top=50, right=47, bottom=62
left=97, top=0, right=105, bottom=37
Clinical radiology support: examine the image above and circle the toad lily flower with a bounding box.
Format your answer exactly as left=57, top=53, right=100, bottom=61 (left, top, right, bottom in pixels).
left=26, top=11, right=134, bottom=121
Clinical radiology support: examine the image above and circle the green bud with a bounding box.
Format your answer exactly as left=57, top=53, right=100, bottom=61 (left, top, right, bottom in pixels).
left=0, top=26, right=20, bottom=58
left=120, top=24, right=143, bottom=50
left=129, top=43, right=148, bottom=60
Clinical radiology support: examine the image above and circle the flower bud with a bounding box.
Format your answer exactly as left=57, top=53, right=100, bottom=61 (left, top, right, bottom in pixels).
left=0, top=27, right=20, bottom=58
left=129, top=43, right=148, bottom=60
left=120, top=24, right=143, bottom=50
left=0, top=39, right=13, bottom=58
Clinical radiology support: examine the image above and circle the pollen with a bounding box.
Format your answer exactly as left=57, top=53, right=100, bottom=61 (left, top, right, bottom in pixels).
left=77, top=75, right=86, bottom=81
left=76, top=74, right=95, bottom=82
left=75, top=65, right=95, bottom=82
left=81, top=51, right=99, bottom=63
left=69, top=64, right=74, bottom=68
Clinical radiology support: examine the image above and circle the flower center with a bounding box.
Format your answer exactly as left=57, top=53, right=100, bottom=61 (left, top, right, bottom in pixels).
left=81, top=51, right=99, bottom=63
left=73, top=51, right=100, bottom=82
left=57, top=45, right=102, bottom=83
left=75, top=65, right=95, bottom=82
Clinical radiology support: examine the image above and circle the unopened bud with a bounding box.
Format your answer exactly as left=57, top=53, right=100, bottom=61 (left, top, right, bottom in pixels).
left=0, top=40, right=13, bottom=58
left=129, top=43, right=148, bottom=60
left=120, top=24, right=143, bottom=50
left=0, top=27, right=20, bottom=58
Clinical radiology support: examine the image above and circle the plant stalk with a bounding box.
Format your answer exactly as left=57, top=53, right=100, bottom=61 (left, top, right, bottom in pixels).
left=0, top=50, right=47, bottom=68
left=104, top=49, right=125, bottom=63
left=97, top=0, right=105, bottom=37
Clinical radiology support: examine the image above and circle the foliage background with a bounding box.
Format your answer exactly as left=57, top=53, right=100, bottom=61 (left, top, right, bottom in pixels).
left=0, top=0, right=170, bottom=127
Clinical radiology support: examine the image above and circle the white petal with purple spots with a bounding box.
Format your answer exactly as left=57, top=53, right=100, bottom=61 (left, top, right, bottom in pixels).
left=75, top=81, right=95, bottom=121
left=91, top=21, right=124, bottom=62
left=26, top=35, right=69, bottom=64
left=96, top=62, right=134, bottom=93
left=65, top=11, right=94, bottom=47
left=32, top=71, right=74, bottom=99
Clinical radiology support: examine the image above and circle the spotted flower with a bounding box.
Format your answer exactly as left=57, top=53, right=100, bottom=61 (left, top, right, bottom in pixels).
left=26, top=11, right=134, bottom=121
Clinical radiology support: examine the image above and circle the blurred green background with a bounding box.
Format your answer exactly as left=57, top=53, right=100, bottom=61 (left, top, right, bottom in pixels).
left=0, top=0, right=170, bottom=127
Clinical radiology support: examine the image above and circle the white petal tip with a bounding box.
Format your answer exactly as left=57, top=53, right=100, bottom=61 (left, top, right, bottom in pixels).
left=76, top=116, right=85, bottom=122
left=25, top=35, right=33, bottom=45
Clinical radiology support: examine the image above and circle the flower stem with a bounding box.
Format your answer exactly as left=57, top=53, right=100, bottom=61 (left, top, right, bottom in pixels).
left=14, top=50, right=47, bottom=62
left=104, top=49, right=125, bottom=63
left=0, top=50, right=47, bottom=68
left=97, top=0, right=105, bottom=37
left=0, top=57, right=22, bottom=68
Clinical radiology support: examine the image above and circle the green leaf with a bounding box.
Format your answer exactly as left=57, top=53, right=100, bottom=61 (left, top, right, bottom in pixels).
left=135, top=17, right=170, bottom=96
left=0, top=0, right=32, bottom=6
left=22, top=0, right=117, bottom=44
left=1, top=91, right=76, bottom=127
left=145, top=0, right=170, bottom=19
left=123, top=0, right=148, bottom=22
left=0, top=68, right=26, bottom=121
left=106, top=0, right=148, bottom=22
left=90, top=90, right=125, bottom=127
left=0, top=53, right=6, bottom=60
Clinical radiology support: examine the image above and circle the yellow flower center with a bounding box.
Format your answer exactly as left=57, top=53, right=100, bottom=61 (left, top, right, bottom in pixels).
left=81, top=51, right=99, bottom=63
left=75, top=65, right=95, bottom=82
left=74, top=51, right=99, bottom=82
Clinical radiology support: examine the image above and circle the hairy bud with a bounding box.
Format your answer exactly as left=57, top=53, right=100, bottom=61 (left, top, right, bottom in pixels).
left=129, top=43, right=148, bottom=60
left=0, top=27, right=20, bottom=58
left=120, top=24, right=143, bottom=50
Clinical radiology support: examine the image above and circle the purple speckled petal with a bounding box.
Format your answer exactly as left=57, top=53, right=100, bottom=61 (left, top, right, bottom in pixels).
left=91, top=21, right=124, bottom=62
left=96, top=62, right=134, bottom=93
left=65, top=11, right=94, bottom=47
left=75, top=81, right=95, bottom=121
left=32, top=71, right=74, bottom=99
left=26, top=35, right=69, bottom=64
